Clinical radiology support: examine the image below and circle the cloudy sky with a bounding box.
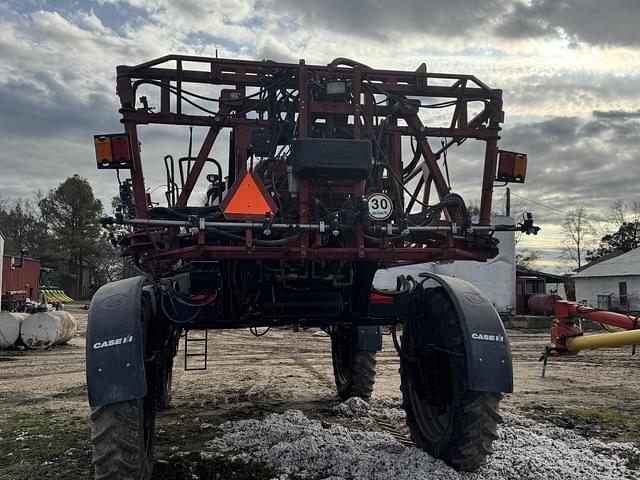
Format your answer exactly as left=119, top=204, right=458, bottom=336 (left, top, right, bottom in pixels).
left=1, top=0, right=639, bottom=272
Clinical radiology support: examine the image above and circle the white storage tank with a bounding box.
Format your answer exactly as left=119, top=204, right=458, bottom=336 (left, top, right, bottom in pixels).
left=0, top=312, right=28, bottom=349
left=20, top=310, right=77, bottom=349
left=374, top=215, right=516, bottom=314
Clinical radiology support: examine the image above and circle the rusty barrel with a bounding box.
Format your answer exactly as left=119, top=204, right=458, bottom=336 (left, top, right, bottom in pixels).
left=20, top=310, right=77, bottom=349
left=0, top=312, right=29, bottom=349
left=527, top=294, right=561, bottom=316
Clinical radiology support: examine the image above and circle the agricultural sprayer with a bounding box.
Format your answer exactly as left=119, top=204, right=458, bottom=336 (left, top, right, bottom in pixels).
left=87, top=54, right=537, bottom=478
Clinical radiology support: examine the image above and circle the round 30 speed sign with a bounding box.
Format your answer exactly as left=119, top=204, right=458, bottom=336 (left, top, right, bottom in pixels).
left=366, top=193, right=393, bottom=221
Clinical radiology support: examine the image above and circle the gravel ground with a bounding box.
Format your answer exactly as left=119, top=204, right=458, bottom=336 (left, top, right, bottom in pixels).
left=203, top=402, right=638, bottom=480
left=1, top=312, right=639, bottom=479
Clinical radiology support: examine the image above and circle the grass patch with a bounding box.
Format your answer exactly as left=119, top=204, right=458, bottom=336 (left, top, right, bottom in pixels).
left=565, top=407, right=626, bottom=424
left=624, top=451, right=640, bottom=470
left=153, top=452, right=277, bottom=480
left=0, top=409, right=90, bottom=480
left=152, top=452, right=322, bottom=480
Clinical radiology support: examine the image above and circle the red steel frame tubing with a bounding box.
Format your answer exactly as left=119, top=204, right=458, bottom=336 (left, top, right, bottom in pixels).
left=479, top=98, right=503, bottom=225
left=555, top=301, right=638, bottom=331
left=176, top=125, right=222, bottom=206
left=123, top=120, right=148, bottom=219
left=114, top=56, right=505, bottom=264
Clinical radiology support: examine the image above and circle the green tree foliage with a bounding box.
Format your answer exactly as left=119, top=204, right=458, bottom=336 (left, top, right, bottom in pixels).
left=0, top=177, right=135, bottom=298
left=588, top=222, right=640, bottom=260
left=0, top=197, right=51, bottom=258
left=39, top=175, right=103, bottom=298
left=588, top=199, right=640, bottom=261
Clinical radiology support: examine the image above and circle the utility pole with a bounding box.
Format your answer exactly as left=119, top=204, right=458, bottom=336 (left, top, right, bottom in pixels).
left=505, top=187, right=511, bottom=217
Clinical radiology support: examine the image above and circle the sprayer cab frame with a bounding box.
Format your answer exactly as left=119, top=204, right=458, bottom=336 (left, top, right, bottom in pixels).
left=102, top=54, right=531, bottom=269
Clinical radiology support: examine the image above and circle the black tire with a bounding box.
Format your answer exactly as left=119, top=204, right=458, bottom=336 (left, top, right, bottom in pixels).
left=400, top=287, right=502, bottom=471
left=90, top=399, right=155, bottom=480
left=91, top=291, right=158, bottom=479
left=154, top=352, right=174, bottom=411
left=331, top=326, right=377, bottom=400
left=161, top=359, right=173, bottom=410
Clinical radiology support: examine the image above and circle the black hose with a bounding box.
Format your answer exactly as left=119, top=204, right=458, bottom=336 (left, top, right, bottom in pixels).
left=371, top=275, right=414, bottom=296
left=328, top=57, right=372, bottom=69
left=160, top=293, right=203, bottom=324
left=163, top=155, right=177, bottom=206
left=418, top=193, right=469, bottom=226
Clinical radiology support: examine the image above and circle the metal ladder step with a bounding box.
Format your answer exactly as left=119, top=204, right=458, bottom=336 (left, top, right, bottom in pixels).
left=184, top=329, right=208, bottom=371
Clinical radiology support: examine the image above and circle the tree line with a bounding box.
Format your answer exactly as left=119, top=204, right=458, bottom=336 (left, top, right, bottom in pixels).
left=3, top=176, right=637, bottom=294
left=560, top=200, right=640, bottom=270
left=517, top=199, right=640, bottom=272
left=0, top=175, right=128, bottom=299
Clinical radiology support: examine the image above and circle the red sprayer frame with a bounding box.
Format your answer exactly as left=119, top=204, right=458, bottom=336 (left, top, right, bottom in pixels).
left=105, top=55, right=529, bottom=271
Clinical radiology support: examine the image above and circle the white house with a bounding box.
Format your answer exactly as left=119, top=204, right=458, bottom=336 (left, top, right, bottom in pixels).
left=374, top=216, right=516, bottom=314
left=574, top=248, right=640, bottom=311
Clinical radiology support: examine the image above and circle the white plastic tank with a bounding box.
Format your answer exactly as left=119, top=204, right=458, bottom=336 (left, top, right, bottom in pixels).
left=20, top=310, right=77, bottom=349
left=374, top=215, right=516, bottom=314
left=0, top=312, right=28, bottom=349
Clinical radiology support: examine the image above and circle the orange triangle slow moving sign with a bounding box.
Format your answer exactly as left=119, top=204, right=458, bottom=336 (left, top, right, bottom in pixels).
left=221, top=171, right=278, bottom=220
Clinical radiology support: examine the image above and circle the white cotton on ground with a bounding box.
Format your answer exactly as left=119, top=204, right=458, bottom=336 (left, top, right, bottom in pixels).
left=204, top=406, right=638, bottom=480
left=332, top=396, right=370, bottom=418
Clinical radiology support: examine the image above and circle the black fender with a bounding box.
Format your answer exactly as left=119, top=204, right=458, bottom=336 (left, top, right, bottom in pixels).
left=421, top=273, right=513, bottom=393
left=355, top=325, right=383, bottom=351
left=86, top=276, right=148, bottom=407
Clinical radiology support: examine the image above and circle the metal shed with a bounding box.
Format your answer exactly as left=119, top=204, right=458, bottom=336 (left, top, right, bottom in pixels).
left=1, top=255, right=41, bottom=305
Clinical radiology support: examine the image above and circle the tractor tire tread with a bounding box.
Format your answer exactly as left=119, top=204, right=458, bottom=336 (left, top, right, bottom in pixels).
left=341, top=350, right=377, bottom=400
left=90, top=400, right=151, bottom=480
left=401, top=287, right=504, bottom=471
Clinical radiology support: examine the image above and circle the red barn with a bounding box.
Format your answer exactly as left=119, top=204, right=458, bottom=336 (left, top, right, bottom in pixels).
left=2, top=255, right=41, bottom=303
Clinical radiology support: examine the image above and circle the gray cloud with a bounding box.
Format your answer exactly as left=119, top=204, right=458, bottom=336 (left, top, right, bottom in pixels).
left=593, top=110, right=640, bottom=119
left=499, top=112, right=640, bottom=217
left=264, top=0, right=508, bottom=42
left=495, top=0, right=640, bottom=47
left=0, top=0, right=639, bottom=273
left=259, top=0, right=640, bottom=49
left=0, top=78, right=119, bottom=138
left=503, top=73, right=640, bottom=117
left=423, top=111, right=640, bottom=230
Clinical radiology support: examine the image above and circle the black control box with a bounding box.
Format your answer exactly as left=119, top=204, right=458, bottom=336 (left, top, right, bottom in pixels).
left=289, top=138, right=372, bottom=179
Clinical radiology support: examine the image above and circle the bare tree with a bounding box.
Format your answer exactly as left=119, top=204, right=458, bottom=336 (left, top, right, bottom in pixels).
left=561, top=207, right=595, bottom=270
left=515, top=248, right=540, bottom=271
left=611, top=198, right=640, bottom=225
left=0, top=197, right=50, bottom=258
left=593, top=198, right=640, bottom=238
left=586, top=198, right=640, bottom=261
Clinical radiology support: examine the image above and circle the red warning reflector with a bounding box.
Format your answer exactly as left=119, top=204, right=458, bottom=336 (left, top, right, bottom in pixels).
left=94, top=133, right=133, bottom=170
left=496, top=150, right=527, bottom=183
left=370, top=292, right=394, bottom=304
left=110, top=135, right=131, bottom=163
left=221, top=171, right=278, bottom=221
left=94, top=136, right=113, bottom=167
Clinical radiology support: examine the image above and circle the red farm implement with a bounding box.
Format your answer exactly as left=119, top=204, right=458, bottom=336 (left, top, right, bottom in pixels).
left=87, top=54, right=538, bottom=478
left=541, top=299, right=640, bottom=376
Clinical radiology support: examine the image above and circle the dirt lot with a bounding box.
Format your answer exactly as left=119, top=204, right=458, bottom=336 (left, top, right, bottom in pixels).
left=0, top=307, right=639, bottom=479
